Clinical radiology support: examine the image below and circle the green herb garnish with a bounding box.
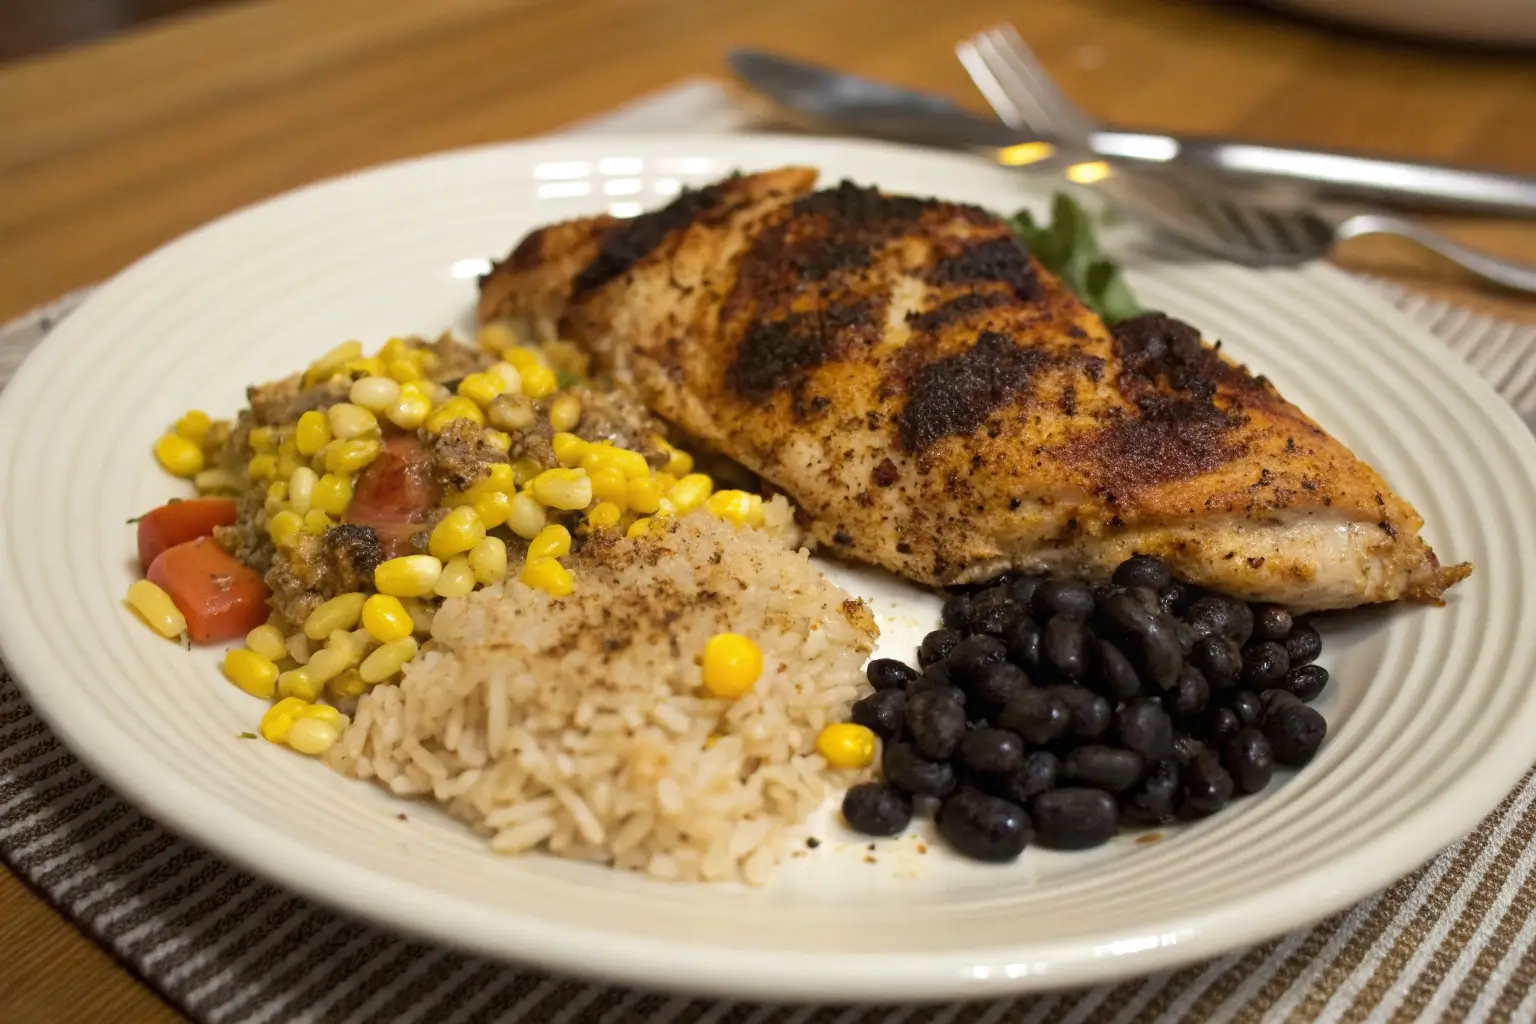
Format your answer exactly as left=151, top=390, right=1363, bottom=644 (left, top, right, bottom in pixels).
left=555, top=369, right=583, bottom=390
left=238, top=731, right=258, bottom=739
left=1006, top=193, right=1144, bottom=325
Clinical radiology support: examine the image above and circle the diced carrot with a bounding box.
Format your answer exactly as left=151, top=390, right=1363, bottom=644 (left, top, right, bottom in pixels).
left=347, top=434, right=441, bottom=557
left=136, top=497, right=239, bottom=570
left=145, top=537, right=270, bottom=644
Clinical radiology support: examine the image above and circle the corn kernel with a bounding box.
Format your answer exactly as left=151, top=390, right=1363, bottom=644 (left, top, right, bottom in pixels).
left=325, top=668, right=367, bottom=701
left=360, top=637, right=419, bottom=683
left=548, top=393, right=582, bottom=432
left=588, top=467, right=629, bottom=505
left=503, top=346, right=545, bottom=372
left=552, top=432, right=588, bottom=468
left=587, top=501, right=623, bottom=530
left=276, top=667, right=322, bottom=701
left=196, top=467, right=243, bottom=495
left=507, top=492, right=547, bottom=539
left=223, top=648, right=279, bottom=699
left=175, top=409, right=212, bottom=444
left=483, top=429, right=512, bottom=455
left=311, top=473, right=353, bottom=517
left=662, top=443, right=694, bottom=477
left=429, top=505, right=486, bottom=560
left=652, top=472, right=677, bottom=493
left=125, top=579, right=187, bottom=638
left=360, top=594, right=413, bottom=643
left=472, top=488, right=512, bottom=529
left=325, top=438, right=381, bottom=475
left=521, top=557, right=574, bottom=597
left=654, top=498, right=677, bottom=519
left=701, top=633, right=763, bottom=699
left=379, top=336, right=412, bottom=363
left=469, top=536, right=508, bottom=585
left=531, top=468, right=592, bottom=511
left=246, top=453, right=278, bottom=481
left=458, top=372, right=507, bottom=408
left=385, top=392, right=432, bottom=430
left=153, top=433, right=204, bottom=477
left=304, top=592, right=366, bottom=640
left=401, top=597, right=435, bottom=635
left=302, top=639, right=357, bottom=686
left=285, top=632, right=311, bottom=665
left=705, top=489, right=765, bottom=527
left=668, top=473, right=714, bottom=513
left=286, top=466, right=318, bottom=515
left=374, top=555, right=443, bottom=597
left=277, top=453, right=303, bottom=480
left=478, top=322, right=519, bottom=352
left=247, top=425, right=276, bottom=453
left=816, top=723, right=877, bottom=769
left=415, top=348, right=440, bottom=374
left=476, top=462, right=515, bottom=494
left=343, top=357, right=386, bottom=380
left=261, top=697, right=309, bottom=743
left=350, top=375, right=402, bottom=412
left=326, top=402, right=378, bottom=440
left=268, top=509, right=304, bottom=549
left=626, top=516, right=654, bottom=539
left=488, top=394, right=536, bottom=432
left=295, top=410, right=332, bottom=455
left=302, top=509, right=333, bottom=536
left=286, top=717, right=340, bottom=756
left=434, top=555, right=477, bottom=598
left=520, top=363, right=558, bottom=399
left=626, top=476, right=663, bottom=515
left=510, top=457, right=543, bottom=486
left=425, top=396, right=485, bottom=433
left=245, top=624, right=289, bottom=662
left=581, top=444, right=650, bottom=480
left=299, top=703, right=347, bottom=729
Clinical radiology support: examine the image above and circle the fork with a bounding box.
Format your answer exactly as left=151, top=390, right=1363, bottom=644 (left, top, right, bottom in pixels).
left=957, top=25, right=1536, bottom=294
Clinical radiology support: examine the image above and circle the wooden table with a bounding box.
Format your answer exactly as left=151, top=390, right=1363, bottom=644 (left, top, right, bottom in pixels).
left=0, top=0, right=1532, bottom=1019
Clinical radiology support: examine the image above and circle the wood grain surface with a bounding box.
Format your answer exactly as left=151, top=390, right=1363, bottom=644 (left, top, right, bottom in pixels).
left=0, top=0, right=1533, bottom=1019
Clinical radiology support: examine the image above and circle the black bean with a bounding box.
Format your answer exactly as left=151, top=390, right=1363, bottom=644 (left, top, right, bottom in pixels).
left=1174, top=620, right=1200, bottom=656
left=1004, top=617, right=1043, bottom=669
left=1159, top=580, right=1194, bottom=617
left=1226, top=689, right=1263, bottom=728
left=1264, top=704, right=1327, bottom=766
left=937, top=789, right=1032, bottom=862
left=1125, top=585, right=1163, bottom=615
left=1223, top=728, right=1275, bottom=794
left=1007, top=575, right=1044, bottom=607
left=1170, top=664, right=1210, bottom=718
left=1173, top=734, right=1209, bottom=765
left=940, top=594, right=972, bottom=632
left=1139, top=615, right=1186, bottom=690
left=1113, top=555, right=1172, bottom=590
left=850, top=689, right=906, bottom=740
left=1031, top=788, right=1119, bottom=849
left=1050, top=685, right=1112, bottom=740
left=1241, top=641, right=1291, bottom=690
left=1185, top=596, right=1254, bottom=645
left=1285, top=664, right=1330, bottom=702
left=958, top=728, right=1026, bottom=775
left=905, top=688, right=967, bottom=760
left=969, top=601, right=1020, bottom=638
left=1115, top=698, right=1175, bottom=761
left=918, top=628, right=962, bottom=667
left=1123, top=761, right=1181, bottom=825
left=841, top=782, right=912, bottom=836
left=1102, top=590, right=1156, bottom=636
left=1251, top=605, right=1293, bottom=641
left=998, top=688, right=1069, bottom=744
left=1062, top=745, right=1145, bottom=793
left=991, top=751, right=1058, bottom=804
left=1181, top=751, right=1234, bottom=816
left=910, top=680, right=967, bottom=709
left=967, top=661, right=1029, bottom=711
left=947, top=635, right=1008, bottom=683
left=1202, top=707, right=1242, bottom=747
left=1286, top=622, right=1323, bottom=667
left=1192, top=635, right=1243, bottom=687
left=1032, top=580, right=1095, bottom=621
left=1093, top=639, right=1142, bottom=701
left=866, top=657, right=918, bottom=692
left=882, top=742, right=956, bottom=798
left=1043, top=616, right=1091, bottom=681
left=1260, top=688, right=1302, bottom=719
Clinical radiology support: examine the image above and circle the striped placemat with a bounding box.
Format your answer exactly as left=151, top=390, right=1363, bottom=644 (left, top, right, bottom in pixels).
left=3, top=81, right=1536, bottom=1024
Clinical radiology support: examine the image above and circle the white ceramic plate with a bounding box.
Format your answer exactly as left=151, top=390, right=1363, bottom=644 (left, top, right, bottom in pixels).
left=1, top=135, right=1534, bottom=1002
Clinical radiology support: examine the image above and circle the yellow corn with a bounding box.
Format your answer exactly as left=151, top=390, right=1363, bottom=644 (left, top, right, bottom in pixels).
left=472, top=488, right=512, bottom=529
left=285, top=466, right=317, bottom=515
left=478, top=322, right=519, bottom=353
left=400, top=597, right=435, bottom=635
left=385, top=391, right=432, bottom=430
left=343, top=356, right=386, bottom=380
left=196, top=467, right=243, bottom=495
left=661, top=441, right=694, bottom=477
left=245, top=623, right=289, bottom=662
left=223, top=648, right=279, bottom=699
left=276, top=667, right=322, bottom=702
left=705, top=489, right=765, bottom=527
left=374, top=555, right=443, bottom=597
left=350, top=375, right=399, bottom=410
left=325, top=438, right=381, bottom=475
left=326, top=402, right=378, bottom=440
left=586, top=501, right=622, bottom=530
left=301, top=636, right=358, bottom=686
left=428, top=506, right=485, bottom=560
left=247, top=425, right=276, bottom=453
left=477, top=462, right=515, bottom=493
left=520, top=363, right=558, bottom=399
left=483, top=429, right=512, bottom=455
left=360, top=594, right=413, bottom=643
left=379, top=336, right=412, bottom=363
left=701, top=633, right=763, bottom=699
left=503, top=346, right=544, bottom=372
left=585, top=466, right=628, bottom=505
left=527, top=524, right=571, bottom=561
left=299, top=703, right=347, bottom=729
left=125, top=580, right=186, bottom=638
left=175, top=409, right=212, bottom=444
left=285, top=717, right=340, bottom=756
left=383, top=358, right=420, bottom=383
left=626, top=475, right=663, bottom=515
left=303, top=592, right=366, bottom=640
left=246, top=454, right=278, bottom=482
left=488, top=394, right=536, bottom=432
left=548, top=393, right=582, bottom=432
left=154, top=433, right=204, bottom=477
left=816, top=723, right=877, bottom=769
left=360, top=637, right=419, bottom=683
left=654, top=497, right=677, bottom=519
left=668, top=473, right=714, bottom=513
left=267, top=509, right=304, bottom=549
left=652, top=472, right=677, bottom=493
left=277, top=452, right=303, bottom=480
left=552, top=432, right=588, bottom=468
left=506, top=492, right=546, bottom=539
left=626, top=516, right=654, bottom=539
left=581, top=444, right=650, bottom=480
left=302, top=509, right=333, bottom=536
left=434, top=555, right=477, bottom=598
left=469, top=536, right=508, bottom=585
left=454, top=372, right=503, bottom=408
left=510, top=457, right=543, bottom=486
left=531, top=468, right=592, bottom=511
left=521, top=557, right=574, bottom=597
left=311, top=473, right=353, bottom=517
left=295, top=410, right=332, bottom=455
left=326, top=668, right=367, bottom=701
left=425, top=396, right=484, bottom=433
left=260, top=697, right=310, bottom=744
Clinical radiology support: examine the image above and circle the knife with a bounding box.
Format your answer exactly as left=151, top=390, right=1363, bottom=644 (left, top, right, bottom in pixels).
left=728, top=49, right=1536, bottom=217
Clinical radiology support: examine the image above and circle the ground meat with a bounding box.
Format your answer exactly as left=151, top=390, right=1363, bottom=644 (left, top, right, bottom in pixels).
left=431, top=419, right=509, bottom=492
left=571, top=384, right=668, bottom=466
left=325, top=524, right=385, bottom=593
left=264, top=535, right=342, bottom=626
left=510, top=417, right=557, bottom=468
left=214, top=490, right=275, bottom=573
left=246, top=374, right=349, bottom=427
left=426, top=334, right=495, bottom=383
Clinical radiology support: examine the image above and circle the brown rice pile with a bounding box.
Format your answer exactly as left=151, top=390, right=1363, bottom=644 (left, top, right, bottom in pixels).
left=326, top=508, right=878, bottom=885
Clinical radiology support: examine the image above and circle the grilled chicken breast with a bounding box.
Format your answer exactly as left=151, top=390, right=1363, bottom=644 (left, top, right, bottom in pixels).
left=479, top=168, right=1468, bottom=612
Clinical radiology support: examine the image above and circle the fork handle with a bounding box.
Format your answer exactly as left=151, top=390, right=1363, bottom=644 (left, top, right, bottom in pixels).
left=1337, top=214, right=1536, bottom=295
